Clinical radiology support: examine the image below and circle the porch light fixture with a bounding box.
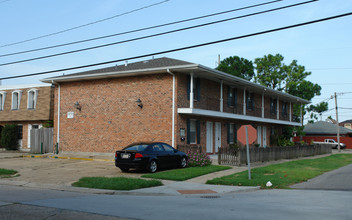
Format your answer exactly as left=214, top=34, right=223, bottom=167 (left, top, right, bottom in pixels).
left=74, top=101, right=81, bottom=111
left=136, top=98, right=143, bottom=108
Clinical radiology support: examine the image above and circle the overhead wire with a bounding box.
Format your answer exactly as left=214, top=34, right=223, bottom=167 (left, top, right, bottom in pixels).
left=0, top=0, right=283, bottom=58
left=0, top=0, right=319, bottom=66
left=0, top=0, right=170, bottom=48
left=1, top=11, right=351, bottom=81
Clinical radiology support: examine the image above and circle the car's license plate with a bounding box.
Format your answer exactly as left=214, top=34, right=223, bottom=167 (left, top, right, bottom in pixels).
left=121, top=153, right=130, bottom=159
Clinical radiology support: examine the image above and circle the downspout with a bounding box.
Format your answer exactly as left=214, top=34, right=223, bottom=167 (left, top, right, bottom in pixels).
left=52, top=80, right=61, bottom=152
left=167, top=69, right=175, bottom=148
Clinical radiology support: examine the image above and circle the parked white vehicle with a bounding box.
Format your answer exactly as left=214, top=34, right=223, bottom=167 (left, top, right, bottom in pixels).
left=313, top=139, right=346, bottom=149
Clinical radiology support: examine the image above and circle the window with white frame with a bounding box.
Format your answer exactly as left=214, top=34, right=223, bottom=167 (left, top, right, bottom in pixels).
left=0, top=92, right=6, bottom=111
left=12, top=90, right=22, bottom=110
left=27, top=89, right=38, bottom=109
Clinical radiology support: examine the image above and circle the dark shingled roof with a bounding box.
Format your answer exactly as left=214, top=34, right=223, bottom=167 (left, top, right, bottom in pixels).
left=340, top=119, right=352, bottom=124
left=64, top=57, right=194, bottom=77
left=304, top=121, right=352, bottom=135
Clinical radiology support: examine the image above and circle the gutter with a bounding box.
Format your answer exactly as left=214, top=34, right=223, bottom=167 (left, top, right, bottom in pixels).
left=167, top=69, right=176, bottom=148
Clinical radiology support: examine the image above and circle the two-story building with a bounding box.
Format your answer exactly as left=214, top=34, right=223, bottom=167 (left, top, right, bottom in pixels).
left=42, top=57, right=309, bottom=153
left=0, top=84, right=54, bottom=149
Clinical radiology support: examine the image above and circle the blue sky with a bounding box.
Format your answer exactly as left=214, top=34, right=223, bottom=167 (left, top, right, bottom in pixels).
left=1, top=0, right=351, bottom=122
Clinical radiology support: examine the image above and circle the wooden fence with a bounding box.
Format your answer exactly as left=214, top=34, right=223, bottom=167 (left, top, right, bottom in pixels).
left=30, top=128, right=53, bottom=154
left=218, top=144, right=332, bottom=166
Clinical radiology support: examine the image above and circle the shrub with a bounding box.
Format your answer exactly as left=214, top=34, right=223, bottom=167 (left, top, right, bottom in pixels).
left=186, top=150, right=212, bottom=167
left=1, top=124, right=19, bottom=150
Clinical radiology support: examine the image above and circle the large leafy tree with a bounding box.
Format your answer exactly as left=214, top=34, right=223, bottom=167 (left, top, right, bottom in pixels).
left=216, top=56, right=255, bottom=81
left=306, top=102, right=329, bottom=123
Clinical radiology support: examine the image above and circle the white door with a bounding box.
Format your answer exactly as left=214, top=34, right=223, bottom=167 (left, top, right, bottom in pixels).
left=257, top=126, right=262, bottom=147
left=206, top=122, right=213, bottom=153
left=263, top=126, right=267, bottom=148
left=215, top=122, right=221, bottom=153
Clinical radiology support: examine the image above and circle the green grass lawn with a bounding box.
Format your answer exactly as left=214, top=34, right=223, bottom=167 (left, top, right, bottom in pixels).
left=142, top=165, right=231, bottom=181
left=72, top=177, right=163, bottom=190
left=206, top=154, right=352, bottom=189
left=0, top=168, right=17, bottom=177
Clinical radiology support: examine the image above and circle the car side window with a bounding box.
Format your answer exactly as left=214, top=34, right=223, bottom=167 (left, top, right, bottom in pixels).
left=152, top=144, right=164, bottom=152
left=162, top=144, right=175, bottom=152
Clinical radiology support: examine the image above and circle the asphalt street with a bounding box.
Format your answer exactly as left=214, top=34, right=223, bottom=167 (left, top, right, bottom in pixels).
left=291, top=163, right=352, bottom=190
left=0, top=185, right=351, bottom=220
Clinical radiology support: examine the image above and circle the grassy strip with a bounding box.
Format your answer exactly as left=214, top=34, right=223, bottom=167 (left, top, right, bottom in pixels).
left=72, top=177, right=163, bottom=190
left=0, top=168, right=17, bottom=177
left=206, top=154, right=352, bottom=189
left=142, top=165, right=231, bottom=181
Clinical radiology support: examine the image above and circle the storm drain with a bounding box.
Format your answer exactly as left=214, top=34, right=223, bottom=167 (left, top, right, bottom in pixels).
left=200, top=195, right=221, bottom=199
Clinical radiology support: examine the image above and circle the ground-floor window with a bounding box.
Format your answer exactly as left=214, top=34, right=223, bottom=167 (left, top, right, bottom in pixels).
left=187, top=119, right=200, bottom=144
left=227, top=123, right=237, bottom=144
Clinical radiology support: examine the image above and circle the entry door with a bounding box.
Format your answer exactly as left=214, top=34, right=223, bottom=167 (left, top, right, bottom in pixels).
left=263, top=126, right=267, bottom=148
left=206, top=122, right=213, bottom=153
left=215, top=122, right=221, bottom=153
left=257, top=126, right=262, bottom=147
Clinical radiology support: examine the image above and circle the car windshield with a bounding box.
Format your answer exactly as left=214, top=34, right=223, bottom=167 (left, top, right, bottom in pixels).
left=123, top=144, right=149, bottom=151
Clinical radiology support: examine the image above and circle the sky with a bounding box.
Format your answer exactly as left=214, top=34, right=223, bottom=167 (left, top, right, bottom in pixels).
left=0, top=0, right=351, bottom=123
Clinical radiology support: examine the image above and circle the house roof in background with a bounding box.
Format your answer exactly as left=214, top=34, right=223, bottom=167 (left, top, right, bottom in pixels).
left=304, top=121, right=352, bottom=135
left=42, top=57, right=310, bottom=104
left=340, top=119, right=352, bottom=124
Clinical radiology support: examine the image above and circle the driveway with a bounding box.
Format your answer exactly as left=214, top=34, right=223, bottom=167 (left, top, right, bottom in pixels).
left=291, top=163, right=352, bottom=191
left=0, top=156, right=142, bottom=188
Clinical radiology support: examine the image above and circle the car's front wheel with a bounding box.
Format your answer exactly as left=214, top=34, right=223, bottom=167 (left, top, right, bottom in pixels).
left=148, top=160, right=157, bottom=173
left=180, top=157, right=187, bottom=168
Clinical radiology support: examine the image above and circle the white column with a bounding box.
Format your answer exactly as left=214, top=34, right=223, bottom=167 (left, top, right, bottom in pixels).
left=243, top=88, right=246, bottom=115
left=277, top=98, right=280, bottom=120
left=190, top=73, right=194, bottom=109
left=289, top=102, right=292, bottom=122
left=262, top=94, right=264, bottom=118
left=220, top=80, right=223, bottom=112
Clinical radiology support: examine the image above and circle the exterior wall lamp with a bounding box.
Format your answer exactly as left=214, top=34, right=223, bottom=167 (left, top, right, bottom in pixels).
left=74, top=101, right=81, bottom=111
left=136, top=98, right=143, bottom=108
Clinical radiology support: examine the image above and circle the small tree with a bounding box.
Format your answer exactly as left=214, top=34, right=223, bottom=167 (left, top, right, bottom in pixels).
left=1, top=124, right=19, bottom=150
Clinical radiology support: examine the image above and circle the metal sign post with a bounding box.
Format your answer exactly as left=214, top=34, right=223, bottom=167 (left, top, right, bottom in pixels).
left=245, top=126, right=251, bottom=180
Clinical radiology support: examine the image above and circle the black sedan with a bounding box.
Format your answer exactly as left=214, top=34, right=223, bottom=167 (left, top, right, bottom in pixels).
left=115, top=142, right=188, bottom=173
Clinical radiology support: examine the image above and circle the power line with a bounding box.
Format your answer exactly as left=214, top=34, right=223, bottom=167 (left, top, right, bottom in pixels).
left=1, top=11, right=352, bottom=81
left=0, top=0, right=318, bottom=66
left=0, top=0, right=170, bottom=48
left=0, top=0, right=283, bottom=58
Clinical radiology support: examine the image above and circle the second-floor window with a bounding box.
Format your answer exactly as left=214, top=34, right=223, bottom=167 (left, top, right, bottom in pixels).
left=227, top=87, right=237, bottom=107
left=27, top=89, right=38, bottom=109
left=0, top=92, right=6, bottom=111
left=246, top=92, right=254, bottom=110
left=282, top=102, right=288, bottom=116
left=12, top=91, right=22, bottom=110
left=187, top=76, right=200, bottom=101
left=270, top=98, right=277, bottom=115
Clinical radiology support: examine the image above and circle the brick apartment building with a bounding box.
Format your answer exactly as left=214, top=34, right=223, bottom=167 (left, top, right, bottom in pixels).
left=0, top=84, right=54, bottom=149
left=42, top=57, right=309, bottom=153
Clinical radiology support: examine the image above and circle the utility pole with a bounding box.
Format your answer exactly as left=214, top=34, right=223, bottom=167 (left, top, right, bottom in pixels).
left=334, top=92, right=341, bottom=152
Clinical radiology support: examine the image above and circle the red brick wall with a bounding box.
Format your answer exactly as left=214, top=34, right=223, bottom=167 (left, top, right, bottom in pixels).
left=53, top=73, right=173, bottom=152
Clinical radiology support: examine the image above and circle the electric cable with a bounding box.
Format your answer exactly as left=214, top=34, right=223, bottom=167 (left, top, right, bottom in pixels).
left=0, top=0, right=283, bottom=58
left=1, top=11, right=351, bottom=80
left=0, top=0, right=170, bottom=48
left=0, top=0, right=318, bottom=66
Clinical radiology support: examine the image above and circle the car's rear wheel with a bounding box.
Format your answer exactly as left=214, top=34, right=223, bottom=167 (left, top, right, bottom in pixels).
left=120, top=167, right=129, bottom=172
left=180, top=157, right=187, bottom=168
left=148, top=160, right=157, bottom=173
